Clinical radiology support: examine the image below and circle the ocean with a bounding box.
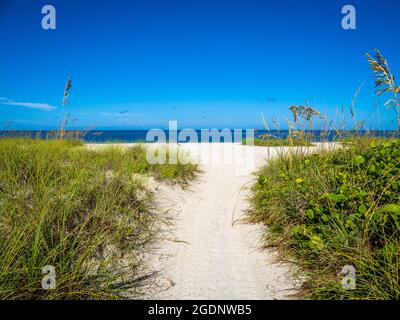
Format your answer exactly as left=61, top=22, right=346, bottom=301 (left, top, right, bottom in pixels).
left=0, top=130, right=398, bottom=143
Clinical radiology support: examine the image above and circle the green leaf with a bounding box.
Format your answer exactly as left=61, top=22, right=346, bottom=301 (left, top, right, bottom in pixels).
left=309, top=235, right=324, bottom=250
left=354, top=155, right=365, bottom=164
left=325, top=193, right=347, bottom=202
left=335, top=194, right=347, bottom=201
left=306, top=209, right=314, bottom=219
left=358, top=204, right=367, bottom=214
left=378, top=204, right=400, bottom=215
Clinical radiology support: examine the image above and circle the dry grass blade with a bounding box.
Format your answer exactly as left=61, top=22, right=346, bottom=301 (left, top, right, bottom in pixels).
left=289, top=105, right=321, bottom=128
left=366, top=49, right=400, bottom=129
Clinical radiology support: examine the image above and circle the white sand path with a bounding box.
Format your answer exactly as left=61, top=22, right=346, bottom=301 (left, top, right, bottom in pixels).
left=88, top=142, right=337, bottom=299
left=142, top=143, right=337, bottom=299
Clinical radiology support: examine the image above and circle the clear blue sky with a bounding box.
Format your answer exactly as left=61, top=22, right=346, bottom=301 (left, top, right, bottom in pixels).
left=1, top=0, right=400, bottom=130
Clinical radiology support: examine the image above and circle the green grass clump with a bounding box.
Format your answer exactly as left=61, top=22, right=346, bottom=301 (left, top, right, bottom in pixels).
left=0, top=139, right=197, bottom=299
left=249, top=138, right=400, bottom=299
left=243, top=138, right=313, bottom=147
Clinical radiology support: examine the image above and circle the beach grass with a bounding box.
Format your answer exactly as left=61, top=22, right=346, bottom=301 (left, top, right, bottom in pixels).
left=243, top=138, right=314, bottom=147
left=248, top=137, right=400, bottom=299
left=0, top=138, right=197, bottom=299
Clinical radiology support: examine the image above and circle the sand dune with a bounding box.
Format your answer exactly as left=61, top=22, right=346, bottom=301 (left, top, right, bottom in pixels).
left=88, top=142, right=337, bottom=299
left=137, top=143, right=338, bottom=299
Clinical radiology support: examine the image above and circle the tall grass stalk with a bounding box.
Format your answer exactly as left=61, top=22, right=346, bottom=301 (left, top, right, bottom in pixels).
left=0, top=139, right=197, bottom=299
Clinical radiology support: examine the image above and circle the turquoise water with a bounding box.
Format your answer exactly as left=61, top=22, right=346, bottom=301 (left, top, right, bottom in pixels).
left=0, top=130, right=399, bottom=143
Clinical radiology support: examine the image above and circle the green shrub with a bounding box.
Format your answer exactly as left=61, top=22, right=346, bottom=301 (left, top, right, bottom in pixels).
left=243, top=138, right=313, bottom=147
left=249, top=138, right=400, bottom=299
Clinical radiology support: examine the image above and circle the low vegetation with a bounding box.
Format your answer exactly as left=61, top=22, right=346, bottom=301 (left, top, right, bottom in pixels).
left=249, top=49, right=400, bottom=300
left=0, top=139, right=197, bottom=299
left=249, top=137, right=400, bottom=299
left=243, top=138, right=313, bottom=147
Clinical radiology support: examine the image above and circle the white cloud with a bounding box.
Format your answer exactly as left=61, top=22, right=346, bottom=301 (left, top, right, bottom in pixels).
left=0, top=98, right=56, bottom=111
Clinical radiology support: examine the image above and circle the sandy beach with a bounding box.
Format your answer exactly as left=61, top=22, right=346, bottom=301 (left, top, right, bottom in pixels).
left=89, top=142, right=338, bottom=299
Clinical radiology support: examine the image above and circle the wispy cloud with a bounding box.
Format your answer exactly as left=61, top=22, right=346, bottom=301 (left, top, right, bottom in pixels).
left=0, top=98, right=56, bottom=111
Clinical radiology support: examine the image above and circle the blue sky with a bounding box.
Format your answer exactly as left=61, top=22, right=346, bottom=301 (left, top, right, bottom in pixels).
left=1, top=0, right=400, bottom=130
